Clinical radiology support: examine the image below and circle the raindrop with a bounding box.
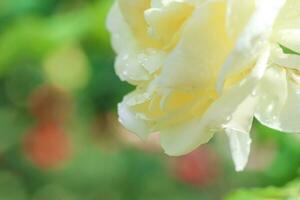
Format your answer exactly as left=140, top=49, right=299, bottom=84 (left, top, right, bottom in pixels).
left=226, top=115, right=232, bottom=122
left=267, top=104, right=274, bottom=112
left=251, top=90, right=257, bottom=97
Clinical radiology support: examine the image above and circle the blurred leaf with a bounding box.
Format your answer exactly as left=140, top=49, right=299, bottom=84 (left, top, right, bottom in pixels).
left=0, top=1, right=112, bottom=75
left=32, top=184, right=77, bottom=200
left=226, top=179, right=300, bottom=200
left=0, top=108, right=28, bottom=152
left=0, top=171, right=27, bottom=200
left=279, top=44, right=300, bottom=56
left=5, top=65, right=44, bottom=107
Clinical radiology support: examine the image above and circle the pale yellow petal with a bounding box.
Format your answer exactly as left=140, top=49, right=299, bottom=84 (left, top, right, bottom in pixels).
left=225, top=95, right=257, bottom=171
left=255, top=67, right=300, bottom=133
left=107, top=3, right=166, bottom=84
left=276, top=75, right=300, bottom=132
left=272, top=47, right=300, bottom=70
left=227, top=0, right=255, bottom=39
left=160, top=48, right=269, bottom=156
left=254, top=66, right=288, bottom=129
left=118, top=0, right=161, bottom=48
left=106, top=3, right=137, bottom=54
left=115, top=49, right=166, bottom=84
left=158, top=1, right=232, bottom=90
left=274, top=0, right=300, bottom=30
left=145, top=1, right=194, bottom=46
left=217, top=0, right=286, bottom=92
left=118, top=91, right=156, bottom=139
left=274, top=29, right=300, bottom=53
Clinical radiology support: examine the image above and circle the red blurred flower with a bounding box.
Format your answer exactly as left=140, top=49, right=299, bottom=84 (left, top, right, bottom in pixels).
left=172, top=147, right=220, bottom=186
left=23, top=121, right=72, bottom=169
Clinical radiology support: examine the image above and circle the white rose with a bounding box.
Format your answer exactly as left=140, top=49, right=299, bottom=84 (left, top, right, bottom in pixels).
left=107, top=0, right=300, bottom=171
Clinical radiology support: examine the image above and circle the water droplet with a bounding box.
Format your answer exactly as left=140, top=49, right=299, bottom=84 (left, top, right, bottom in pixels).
left=226, top=115, right=232, bottom=122
left=272, top=116, right=278, bottom=121
left=267, top=104, right=274, bottom=112
left=251, top=90, right=257, bottom=97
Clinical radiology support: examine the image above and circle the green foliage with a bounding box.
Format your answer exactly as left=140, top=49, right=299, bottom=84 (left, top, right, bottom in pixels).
left=1, top=0, right=300, bottom=199
left=279, top=44, right=300, bottom=56
left=254, top=121, right=300, bottom=186
left=0, top=1, right=113, bottom=74
left=226, top=180, right=300, bottom=200
left=0, top=172, right=27, bottom=200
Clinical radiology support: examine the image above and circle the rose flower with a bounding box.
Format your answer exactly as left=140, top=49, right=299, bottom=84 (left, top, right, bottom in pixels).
left=107, top=0, right=300, bottom=171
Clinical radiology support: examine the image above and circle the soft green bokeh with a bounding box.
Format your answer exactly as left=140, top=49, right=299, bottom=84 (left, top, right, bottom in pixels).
left=0, top=0, right=300, bottom=199
left=226, top=180, right=300, bottom=200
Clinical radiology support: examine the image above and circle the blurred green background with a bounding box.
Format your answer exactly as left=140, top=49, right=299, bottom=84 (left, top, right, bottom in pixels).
left=1, top=0, right=300, bottom=199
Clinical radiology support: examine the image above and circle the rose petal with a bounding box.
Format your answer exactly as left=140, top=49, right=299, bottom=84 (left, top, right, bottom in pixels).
left=225, top=95, right=257, bottom=171
left=118, top=0, right=162, bottom=48
left=159, top=47, right=270, bottom=156
left=255, top=66, right=300, bottom=133
left=274, top=29, right=300, bottom=53
left=226, top=0, right=255, bottom=39
left=106, top=3, right=137, bottom=54
left=217, top=0, right=286, bottom=92
left=273, top=50, right=300, bottom=70
left=118, top=91, right=155, bottom=139
left=275, top=76, right=300, bottom=132
left=274, top=0, right=300, bottom=31
left=107, top=3, right=166, bottom=84
left=254, top=66, right=288, bottom=130
left=145, top=1, right=194, bottom=46
left=158, top=1, right=232, bottom=90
